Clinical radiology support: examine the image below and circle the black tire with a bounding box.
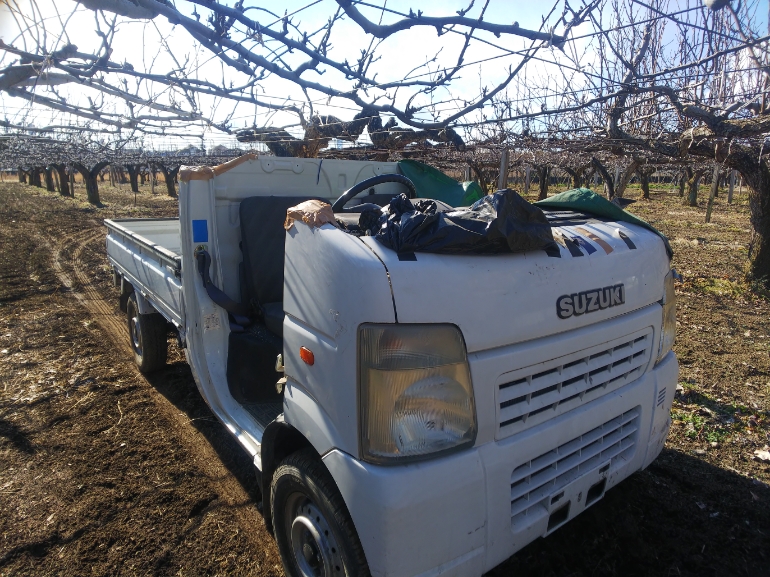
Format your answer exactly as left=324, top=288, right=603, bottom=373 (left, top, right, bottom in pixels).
left=126, top=293, right=167, bottom=373
left=271, top=448, right=370, bottom=577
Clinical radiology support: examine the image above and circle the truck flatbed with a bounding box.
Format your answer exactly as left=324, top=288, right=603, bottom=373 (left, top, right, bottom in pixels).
left=105, top=217, right=184, bottom=330
left=105, top=216, right=285, bottom=431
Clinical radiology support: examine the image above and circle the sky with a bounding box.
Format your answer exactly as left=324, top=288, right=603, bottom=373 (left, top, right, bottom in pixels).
left=0, top=0, right=767, bottom=149
left=0, top=0, right=597, bottom=147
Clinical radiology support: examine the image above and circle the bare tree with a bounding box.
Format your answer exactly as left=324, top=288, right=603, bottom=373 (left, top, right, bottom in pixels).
left=1, top=0, right=769, bottom=282
left=0, top=0, right=599, bottom=150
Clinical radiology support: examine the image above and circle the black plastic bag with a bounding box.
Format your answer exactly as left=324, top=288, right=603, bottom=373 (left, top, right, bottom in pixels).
left=374, top=189, right=556, bottom=255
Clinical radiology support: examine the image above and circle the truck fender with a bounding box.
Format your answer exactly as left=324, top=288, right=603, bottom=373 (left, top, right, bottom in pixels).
left=282, top=380, right=349, bottom=457
left=132, top=291, right=156, bottom=315
left=119, top=275, right=134, bottom=313
left=259, top=416, right=316, bottom=533
left=119, top=277, right=155, bottom=316
left=260, top=384, right=350, bottom=532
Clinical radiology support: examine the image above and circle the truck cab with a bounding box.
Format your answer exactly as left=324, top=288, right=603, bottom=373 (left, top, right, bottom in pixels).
left=106, top=153, right=678, bottom=577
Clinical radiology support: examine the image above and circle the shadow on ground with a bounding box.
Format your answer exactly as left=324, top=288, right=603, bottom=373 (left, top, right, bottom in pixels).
left=489, top=447, right=769, bottom=577
left=145, top=359, right=264, bottom=505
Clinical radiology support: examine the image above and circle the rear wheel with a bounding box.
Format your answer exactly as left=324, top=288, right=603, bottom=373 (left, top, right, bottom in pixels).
left=271, top=449, right=369, bottom=577
left=126, top=293, right=167, bottom=373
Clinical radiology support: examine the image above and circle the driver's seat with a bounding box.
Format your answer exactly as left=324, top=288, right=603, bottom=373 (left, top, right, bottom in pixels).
left=240, top=195, right=324, bottom=336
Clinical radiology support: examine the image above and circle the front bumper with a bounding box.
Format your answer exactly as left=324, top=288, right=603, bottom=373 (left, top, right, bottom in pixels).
left=323, top=352, right=678, bottom=577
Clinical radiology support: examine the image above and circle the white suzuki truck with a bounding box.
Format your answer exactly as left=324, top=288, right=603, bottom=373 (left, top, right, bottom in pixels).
left=105, top=153, right=678, bottom=577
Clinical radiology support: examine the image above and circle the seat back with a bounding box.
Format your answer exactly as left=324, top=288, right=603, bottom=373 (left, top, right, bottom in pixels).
left=239, top=195, right=324, bottom=308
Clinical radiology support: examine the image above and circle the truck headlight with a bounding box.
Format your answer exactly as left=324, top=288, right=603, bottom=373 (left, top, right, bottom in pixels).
left=358, top=324, right=476, bottom=464
left=656, top=269, right=677, bottom=364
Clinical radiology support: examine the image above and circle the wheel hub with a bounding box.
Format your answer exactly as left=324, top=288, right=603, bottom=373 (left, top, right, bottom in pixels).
left=130, top=316, right=142, bottom=353
left=302, top=542, right=318, bottom=566
left=288, top=499, right=344, bottom=577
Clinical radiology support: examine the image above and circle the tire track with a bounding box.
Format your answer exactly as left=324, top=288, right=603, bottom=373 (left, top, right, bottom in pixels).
left=70, top=230, right=133, bottom=357
left=51, top=228, right=129, bottom=354
left=44, top=224, right=273, bottom=553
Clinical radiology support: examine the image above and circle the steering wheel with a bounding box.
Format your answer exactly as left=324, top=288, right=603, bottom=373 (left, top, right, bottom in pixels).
left=331, top=174, right=416, bottom=212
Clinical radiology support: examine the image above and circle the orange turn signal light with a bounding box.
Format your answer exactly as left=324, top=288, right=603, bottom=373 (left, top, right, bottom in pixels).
left=299, top=347, right=315, bottom=366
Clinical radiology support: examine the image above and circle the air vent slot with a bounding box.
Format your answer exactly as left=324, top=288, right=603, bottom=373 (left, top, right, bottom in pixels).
left=510, top=407, right=640, bottom=529
left=586, top=478, right=607, bottom=506
left=497, top=329, right=652, bottom=439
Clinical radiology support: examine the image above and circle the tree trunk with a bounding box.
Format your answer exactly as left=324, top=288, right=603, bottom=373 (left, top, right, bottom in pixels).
left=18, top=169, right=26, bottom=184
left=705, top=165, right=721, bottom=223
left=52, top=164, right=70, bottom=196
left=44, top=167, right=55, bottom=192
left=154, top=164, right=180, bottom=197
left=73, top=161, right=109, bottom=206
left=591, top=157, right=615, bottom=198
left=564, top=167, right=582, bottom=189
left=728, top=170, right=736, bottom=204
left=69, top=166, right=75, bottom=197
left=537, top=165, right=550, bottom=200
left=687, top=169, right=705, bottom=207
left=524, top=166, right=531, bottom=193
left=84, top=172, right=101, bottom=205
left=497, top=149, right=509, bottom=191
left=678, top=170, right=688, bottom=197
left=640, top=172, right=651, bottom=199
left=615, top=159, right=641, bottom=198
left=583, top=168, right=596, bottom=189
left=165, top=169, right=178, bottom=198
left=724, top=150, right=770, bottom=284
left=126, top=165, right=141, bottom=193
left=469, top=161, right=490, bottom=195
left=30, top=168, right=42, bottom=187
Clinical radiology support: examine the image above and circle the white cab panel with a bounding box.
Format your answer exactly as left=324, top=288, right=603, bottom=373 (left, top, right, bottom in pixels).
left=283, top=222, right=395, bottom=456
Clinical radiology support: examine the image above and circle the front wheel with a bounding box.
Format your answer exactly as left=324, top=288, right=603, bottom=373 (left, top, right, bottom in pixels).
left=126, top=293, right=167, bottom=373
left=271, top=448, right=370, bottom=577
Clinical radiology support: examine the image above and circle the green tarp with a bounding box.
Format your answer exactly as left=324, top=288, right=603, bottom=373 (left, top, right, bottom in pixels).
left=398, top=159, right=484, bottom=207
left=534, top=188, right=673, bottom=257
left=391, top=164, right=672, bottom=258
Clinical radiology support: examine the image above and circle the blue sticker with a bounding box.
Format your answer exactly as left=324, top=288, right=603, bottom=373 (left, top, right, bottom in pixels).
left=192, top=219, right=208, bottom=243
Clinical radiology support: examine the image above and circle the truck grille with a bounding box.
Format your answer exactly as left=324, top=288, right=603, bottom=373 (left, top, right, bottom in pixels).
left=510, top=407, right=640, bottom=527
left=496, top=328, right=652, bottom=439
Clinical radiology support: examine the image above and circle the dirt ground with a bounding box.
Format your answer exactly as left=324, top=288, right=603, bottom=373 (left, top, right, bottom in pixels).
left=1, top=180, right=768, bottom=577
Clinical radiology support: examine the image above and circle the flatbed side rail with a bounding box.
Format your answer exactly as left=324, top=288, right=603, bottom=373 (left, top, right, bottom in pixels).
left=105, top=218, right=184, bottom=329
left=104, top=218, right=182, bottom=275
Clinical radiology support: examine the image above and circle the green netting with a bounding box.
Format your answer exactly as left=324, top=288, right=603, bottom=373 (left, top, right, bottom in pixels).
left=534, top=188, right=673, bottom=257
left=398, top=159, right=484, bottom=207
